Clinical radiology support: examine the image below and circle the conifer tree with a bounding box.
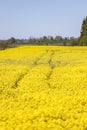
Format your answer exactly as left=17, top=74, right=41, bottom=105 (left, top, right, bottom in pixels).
left=79, top=16, right=87, bottom=45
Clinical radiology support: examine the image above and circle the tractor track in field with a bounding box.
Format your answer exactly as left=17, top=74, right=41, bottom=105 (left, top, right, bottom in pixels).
left=47, top=50, right=55, bottom=88
left=33, top=52, right=47, bottom=66
left=46, top=69, right=53, bottom=88
left=12, top=50, right=56, bottom=89
left=33, top=50, right=55, bottom=88
left=12, top=71, right=29, bottom=89
left=46, top=50, right=55, bottom=88
left=48, top=50, right=55, bottom=69
left=33, top=50, right=55, bottom=68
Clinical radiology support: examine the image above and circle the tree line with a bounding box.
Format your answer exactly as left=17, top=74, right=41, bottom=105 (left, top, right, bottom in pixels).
left=0, top=16, right=87, bottom=49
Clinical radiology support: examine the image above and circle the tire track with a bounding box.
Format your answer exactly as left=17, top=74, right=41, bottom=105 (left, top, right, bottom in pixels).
left=12, top=71, right=28, bottom=89
left=33, top=52, right=47, bottom=66
left=48, top=50, right=55, bottom=69
left=34, top=49, right=56, bottom=68
left=12, top=50, right=55, bottom=89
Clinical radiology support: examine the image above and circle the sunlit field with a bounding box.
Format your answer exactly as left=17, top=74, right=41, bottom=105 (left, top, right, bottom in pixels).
left=0, top=46, right=87, bottom=130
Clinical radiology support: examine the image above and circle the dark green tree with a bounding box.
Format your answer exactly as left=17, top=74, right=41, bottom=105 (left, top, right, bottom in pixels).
left=81, top=16, right=87, bottom=36
left=79, top=17, right=87, bottom=45
left=8, top=37, right=16, bottom=44
left=70, top=38, right=79, bottom=46
left=55, top=36, right=62, bottom=41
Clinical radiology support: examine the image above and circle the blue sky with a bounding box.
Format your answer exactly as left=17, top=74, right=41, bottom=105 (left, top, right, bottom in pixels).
left=0, top=0, right=87, bottom=39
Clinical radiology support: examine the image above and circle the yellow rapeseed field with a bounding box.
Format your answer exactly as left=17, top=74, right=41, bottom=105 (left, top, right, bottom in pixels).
left=0, top=46, right=87, bottom=130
